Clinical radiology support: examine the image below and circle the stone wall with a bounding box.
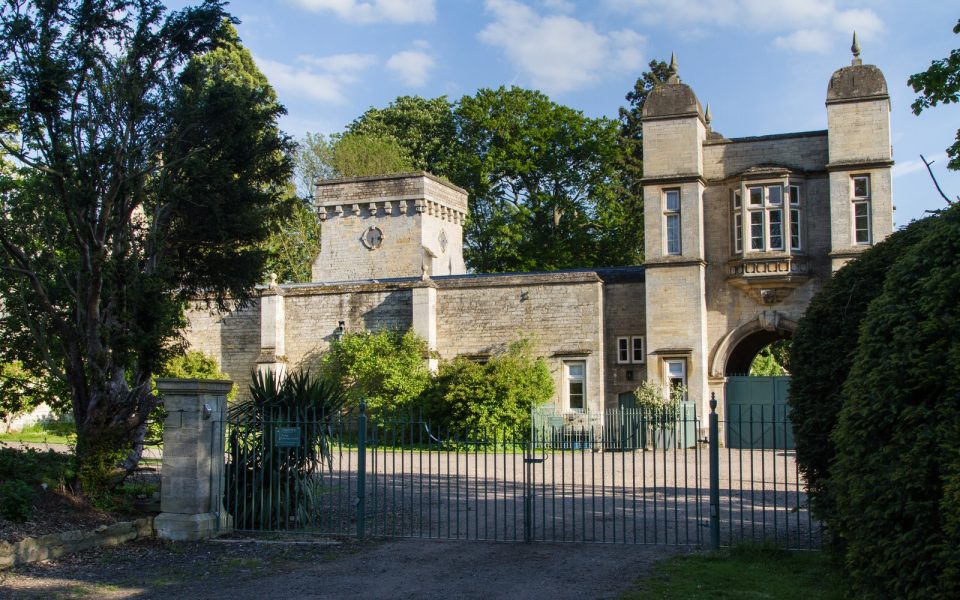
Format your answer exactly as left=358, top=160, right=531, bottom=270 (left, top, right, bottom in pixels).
left=602, top=280, right=646, bottom=407
left=434, top=272, right=606, bottom=414
left=282, top=284, right=414, bottom=371
left=0, top=518, right=154, bottom=570
left=183, top=299, right=260, bottom=401
left=703, top=132, right=828, bottom=179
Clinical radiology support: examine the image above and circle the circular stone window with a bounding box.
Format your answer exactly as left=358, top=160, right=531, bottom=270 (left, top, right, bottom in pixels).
left=361, top=226, right=384, bottom=250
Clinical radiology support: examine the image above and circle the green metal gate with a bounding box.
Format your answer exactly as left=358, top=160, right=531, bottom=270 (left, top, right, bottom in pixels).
left=223, top=398, right=818, bottom=548
left=725, top=376, right=794, bottom=449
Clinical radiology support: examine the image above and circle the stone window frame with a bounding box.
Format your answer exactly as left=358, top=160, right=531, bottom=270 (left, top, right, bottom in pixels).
left=616, top=336, right=645, bottom=364
left=731, top=179, right=804, bottom=256
left=663, top=358, right=687, bottom=402
left=851, top=174, right=871, bottom=245
left=663, top=188, right=682, bottom=255
left=563, top=360, right=587, bottom=412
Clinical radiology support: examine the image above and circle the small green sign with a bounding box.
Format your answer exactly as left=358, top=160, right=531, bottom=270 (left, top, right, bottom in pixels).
left=274, top=427, right=300, bottom=448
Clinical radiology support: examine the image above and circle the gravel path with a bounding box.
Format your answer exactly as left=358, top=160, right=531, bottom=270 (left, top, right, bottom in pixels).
left=0, top=537, right=682, bottom=599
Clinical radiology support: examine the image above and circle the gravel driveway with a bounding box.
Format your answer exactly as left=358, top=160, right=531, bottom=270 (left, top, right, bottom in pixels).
left=0, top=536, right=682, bottom=599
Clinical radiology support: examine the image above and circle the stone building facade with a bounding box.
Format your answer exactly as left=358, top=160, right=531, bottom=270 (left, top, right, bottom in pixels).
left=183, top=50, right=893, bottom=424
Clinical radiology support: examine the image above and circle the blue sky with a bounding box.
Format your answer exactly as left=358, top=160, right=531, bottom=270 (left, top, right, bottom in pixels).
left=188, top=0, right=959, bottom=226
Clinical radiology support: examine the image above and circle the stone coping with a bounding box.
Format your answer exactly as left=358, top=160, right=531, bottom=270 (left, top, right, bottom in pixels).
left=0, top=517, right=154, bottom=570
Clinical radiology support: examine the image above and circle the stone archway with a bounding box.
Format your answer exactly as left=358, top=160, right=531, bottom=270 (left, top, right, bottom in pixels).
left=711, top=311, right=797, bottom=448
left=709, top=310, right=797, bottom=378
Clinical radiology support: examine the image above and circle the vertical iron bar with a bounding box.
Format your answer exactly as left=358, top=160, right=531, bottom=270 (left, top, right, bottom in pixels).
left=357, top=402, right=367, bottom=539
left=709, top=393, right=720, bottom=552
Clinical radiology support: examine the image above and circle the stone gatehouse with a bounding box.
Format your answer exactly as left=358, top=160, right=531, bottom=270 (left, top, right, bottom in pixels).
left=183, top=50, right=893, bottom=422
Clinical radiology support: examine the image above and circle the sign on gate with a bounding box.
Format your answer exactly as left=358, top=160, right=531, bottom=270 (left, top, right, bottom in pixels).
left=274, top=426, right=300, bottom=447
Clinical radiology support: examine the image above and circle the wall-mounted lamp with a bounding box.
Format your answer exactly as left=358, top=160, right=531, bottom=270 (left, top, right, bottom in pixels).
left=334, top=321, right=346, bottom=341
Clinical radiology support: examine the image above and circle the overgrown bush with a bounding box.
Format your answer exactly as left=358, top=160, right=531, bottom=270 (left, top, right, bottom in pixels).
left=0, top=479, right=36, bottom=521
left=830, top=204, right=960, bottom=598
left=788, top=216, right=936, bottom=529
left=424, top=338, right=553, bottom=434
left=319, top=329, right=432, bottom=413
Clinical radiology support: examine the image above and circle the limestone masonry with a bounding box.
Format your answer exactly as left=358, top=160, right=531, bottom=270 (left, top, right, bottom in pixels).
left=183, top=48, right=893, bottom=427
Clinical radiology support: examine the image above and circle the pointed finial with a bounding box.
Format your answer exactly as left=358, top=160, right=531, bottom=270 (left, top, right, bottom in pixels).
left=667, top=52, right=680, bottom=83
left=851, top=31, right=862, bottom=65
left=704, top=103, right=712, bottom=127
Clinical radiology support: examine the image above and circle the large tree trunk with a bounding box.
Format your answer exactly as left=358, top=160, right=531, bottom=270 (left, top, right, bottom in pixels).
left=73, top=379, right=159, bottom=499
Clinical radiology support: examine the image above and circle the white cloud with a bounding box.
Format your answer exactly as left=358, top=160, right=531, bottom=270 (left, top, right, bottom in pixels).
left=297, top=53, right=378, bottom=75
left=774, top=29, right=832, bottom=53
left=386, top=42, right=436, bottom=86
left=541, top=0, right=575, bottom=12
left=605, top=0, right=884, bottom=53
left=290, top=0, right=436, bottom=24
left=255, top=53, right=378, bottom=104
left=478, top=0, right=646, bottom=94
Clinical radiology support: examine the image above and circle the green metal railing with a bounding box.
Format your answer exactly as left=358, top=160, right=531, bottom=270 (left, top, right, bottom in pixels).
left=223, top=398, right=820, bottom=549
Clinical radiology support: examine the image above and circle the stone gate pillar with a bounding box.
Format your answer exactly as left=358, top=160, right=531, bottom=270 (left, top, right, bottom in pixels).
left=153, top=378, right=232, bottom=541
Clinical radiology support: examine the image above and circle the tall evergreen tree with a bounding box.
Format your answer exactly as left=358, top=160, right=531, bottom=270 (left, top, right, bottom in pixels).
left=0, top=2, right=291, bottom=495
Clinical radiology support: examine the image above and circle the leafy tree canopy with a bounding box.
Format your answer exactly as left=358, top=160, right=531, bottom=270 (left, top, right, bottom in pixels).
left=348, top=87, right=641, bottom=272
left=909, top=19, right=960, bottom=171
left=0, top=1, right=291, bottom=493
left=330, top=132, right=415, bottom=178
left=347, top=95, right=458, bottom=174
left=262, top=194, right=321, bottom=284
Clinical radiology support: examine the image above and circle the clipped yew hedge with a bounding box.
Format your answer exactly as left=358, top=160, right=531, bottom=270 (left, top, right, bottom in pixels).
left=789, top=217, right=936, bottom=530
left=830, top=204, right=960, bottom=598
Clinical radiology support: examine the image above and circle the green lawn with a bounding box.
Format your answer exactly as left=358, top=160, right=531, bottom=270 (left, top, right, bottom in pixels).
left=0, top=427, right=75, bottom=445
left=624, top=545, right=845, bottom=600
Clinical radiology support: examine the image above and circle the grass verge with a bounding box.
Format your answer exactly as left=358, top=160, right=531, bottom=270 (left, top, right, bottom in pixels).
left=624, top=544, right=845, bottom=600
left=0, top=422, right=76, bottom=445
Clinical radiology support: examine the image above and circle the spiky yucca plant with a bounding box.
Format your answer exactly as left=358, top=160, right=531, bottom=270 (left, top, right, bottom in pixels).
left=226, top=369, right=347, bottom=530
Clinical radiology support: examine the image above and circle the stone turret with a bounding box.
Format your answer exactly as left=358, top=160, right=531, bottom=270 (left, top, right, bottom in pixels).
left=640, top=54, right=710, bottom=418
left=312, top=172, right=468, bottom=282
left=825, top=33, right=894, bottom=269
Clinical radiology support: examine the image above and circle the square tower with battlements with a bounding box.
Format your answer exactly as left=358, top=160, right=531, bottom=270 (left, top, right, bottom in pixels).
left=312, top=172, right=468, bottom=282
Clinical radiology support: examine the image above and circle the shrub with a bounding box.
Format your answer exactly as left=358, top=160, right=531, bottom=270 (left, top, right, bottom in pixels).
left=788, top=216, right=936, bottom=529
left=319, top=329, right=432, bottom=413
left=0, top=447, right=75, bottom=488
left=830, top=204, right=960, bottom=598
left=158, top=351, right=235, bottom=399
left=425, top=338, right=553, bottom=434
left=0, top=480, right=36, bottom=522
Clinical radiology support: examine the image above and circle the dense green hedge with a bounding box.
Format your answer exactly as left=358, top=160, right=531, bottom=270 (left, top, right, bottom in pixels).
left=789, top=217, right=936, bottom=528
left=829, top=205, right=960, bottom=598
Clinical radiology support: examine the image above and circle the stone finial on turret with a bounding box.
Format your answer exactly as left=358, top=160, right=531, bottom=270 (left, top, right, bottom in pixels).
left=704, top=103, right=712, bottom=128
left=851, top=31, right=862, bottom=66
left=667, top=52, right=680, bottom=84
